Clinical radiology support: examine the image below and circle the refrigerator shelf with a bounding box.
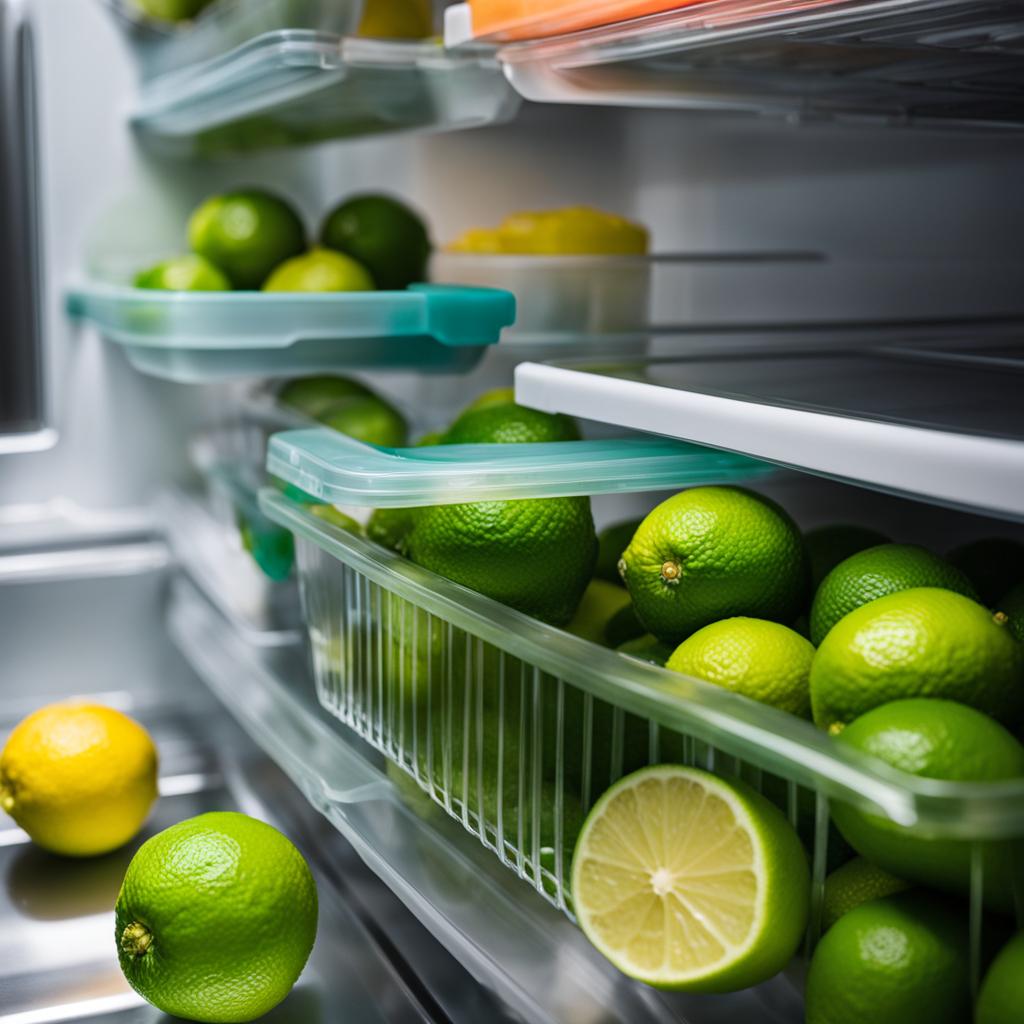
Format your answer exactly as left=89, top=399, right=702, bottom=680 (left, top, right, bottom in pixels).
left=515, top=348, right=1024, bottom=522
left=266, top=427, right=774, bottom=508
left=66, top=282, right=515, bottom=382
left=453, top=0, right=1024, bottom=130
left=131, top=30, right=522, bottom=157
left=104, top=0, right=358, bottom=80
left=260, top=489, right=1024, bottom=949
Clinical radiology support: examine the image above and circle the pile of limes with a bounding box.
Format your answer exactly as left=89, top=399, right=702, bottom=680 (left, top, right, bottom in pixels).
left=135, top=189, right=431, bottom=294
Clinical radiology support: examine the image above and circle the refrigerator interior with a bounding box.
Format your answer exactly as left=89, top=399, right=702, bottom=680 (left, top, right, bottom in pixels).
left=2, top=0, right=1024, bottom=1021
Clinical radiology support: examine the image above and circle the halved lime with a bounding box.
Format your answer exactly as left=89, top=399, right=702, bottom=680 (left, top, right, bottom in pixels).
left=570, top=765, right=809, bottom=991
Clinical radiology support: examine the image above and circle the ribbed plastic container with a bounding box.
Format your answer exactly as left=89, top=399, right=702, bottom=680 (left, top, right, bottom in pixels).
left=262, top=490, right=1024, bottom=983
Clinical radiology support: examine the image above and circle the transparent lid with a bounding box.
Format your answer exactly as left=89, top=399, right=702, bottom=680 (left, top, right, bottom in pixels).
left=515, top=347, right=1024, bottom=520
left=266, top=427, right=773, bottom=506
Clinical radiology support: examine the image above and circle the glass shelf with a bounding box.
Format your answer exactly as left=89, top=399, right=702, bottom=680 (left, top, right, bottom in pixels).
left=267, top=427, right=774, bottom=507
left=65, top=283, right=515, bottom=382
left=131, top=30, right=522, bottom=157
left=514, top=346, right=1024, bottom=521
left=453, top=0, right=1024, bottom=130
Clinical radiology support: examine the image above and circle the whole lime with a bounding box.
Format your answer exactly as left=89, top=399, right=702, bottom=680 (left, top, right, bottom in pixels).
left=188, top=190, right=305, bottom=290
left=619, top=487, right=807, bottom=645
left=263, top=248, right=374, bottom=292
left=996, top=581, right=1024, bottom=643
left=977, top=932, right=1024, bottom=1024
left=278, top=374, right=372, bottom=419
left=604, top=602, right=645, bottom=647
left=805, top=524, right=890, bottom=589
left=136, top=0, right=212, bottom=21
left=406, top=496, right=596, bottom=625
left=595, top=519, right=642, bottom=585
left=831, top=698, right=1024, bottom=911
left=821, top=857, right=911, bottom=931
left=948, top=537, right=1024, bottom=606
left=666, top=617, right=814, bottom=717
left=317, top=395, right=408, bottom=448
left=564, top=578, right=632, bottom=645
left=115, top=812, right=317, bottom=1022
left=134, top=253, right=230, bottom=291
left=616, top=634, right=674, bottom=666
left=810, top=543, right=978, bottom=645
left=320, top=194, right=430, bottom=291
left=805, top=892, right=970, bottom=1024
left=442, top=404, right=580, bottom=445
left=367, top=506, right=418, bottom=553
left=810, top=588, right=1024, bottom=731
left=462, top=387, right=516, bottom=414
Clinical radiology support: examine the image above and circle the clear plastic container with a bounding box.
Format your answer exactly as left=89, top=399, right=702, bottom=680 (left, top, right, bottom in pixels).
left=132, top=31, right=522, bottom=157
left=514, top=348, right=1024, bottom=522
left=476, top=0, right=1024, bottom=130
left=262, top=490, right=1024, bottom=987
left=105, top=0, right=361, bottom=79
left=65, top=283, right=515, bottom=382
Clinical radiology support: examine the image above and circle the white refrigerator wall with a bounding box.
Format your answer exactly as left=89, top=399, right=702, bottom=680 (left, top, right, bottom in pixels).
left=4, top=0, right=1024, bottom=518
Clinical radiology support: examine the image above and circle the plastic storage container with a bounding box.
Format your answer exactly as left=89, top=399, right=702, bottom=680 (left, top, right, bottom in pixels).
left=132, top=31, right=522, bottom=157
left=66, top=283, right=515, bottom=382
left=262, top=490, right=1024, bottom=986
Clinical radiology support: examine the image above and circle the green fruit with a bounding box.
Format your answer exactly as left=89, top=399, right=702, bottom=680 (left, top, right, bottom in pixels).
left=367, top=506, right=418, bottom=552
left=263, top=247, right=374, bottom=292
left=948, top=538, right=1024, bottom=606
left=135, top=0, right=212, bottom=21
left=666, top=617, right=814, bottom=718
left=188, top=190, right=306, bottom=290
left=805, top=524, right=890, bottom=589
left=810, top=588, right=1024, bottom=731
left=616, top=635, right=674, bottom=666
left=595, top=519, right=642, bottom=585
left=564, top=579, right=631, bottom=645
left=309, top=505, right=360, bottom=533
left=821, top=857, right=911, bottom=931
left=977, top=932, right=1024, bottom=1024
left=115, top=812, right=317, bottom=1022
left=134, top=253, right=230, bottom=291
left=603, top=603, right=645, bottom=648
left=277, top=375, right=372, bottom=419
left=810, top=543, right=978, bottom=645
left=832, top=699, right=1024, bottom=911
left=462, top=387, right=516, bottom=414
left=320, top=194, right=430, bottom=291
left=620, top=487, right=808, bottom=646
left=443, top=404, right=580, bottom=445
left=317, top=395, right=408, bottom=448
left=415, top=431, right=445, bottom=447
left=804, top=892, right=970, bottom=1024
left=406, top=496, right=596, bottom=625
left=571, top=766, right=809, bottom=991
left=996, top=582, right=1024, bottom=643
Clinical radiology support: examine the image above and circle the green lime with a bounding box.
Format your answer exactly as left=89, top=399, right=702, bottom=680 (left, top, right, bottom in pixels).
left=136, top=0, right=212, bottom=21
left=406, top=496, right=596, bottom=625
left=666, top=617, right=814, bottom=718
left=278, top=375, right=372, bottom=419
left=977, top=932, right=1024, bottom=1024
left=134, top=254, right=230, bottom=291
left=604, top=603, right=645, bottom=647
left=810, top=588, right=1024, bottom=732
left=366, top=507, right=418, bottom=553
left=462, top=387, right=516, bottom=414
left=415, top=431, right=445, bottom=447
left=805, top=524, right=891, bottom=589
left=442, top=404, right=580, bottom=445
left=317, top=395, right=408, bottom=448
left=595, top=519, right=642, bottom=585
left=571, top=766, right=808, bottom=991
left=320, top=194, right=430, bottom=291
left=309, top=505, right=360, bottom=533
left=948, top=538, right=1024, bottom=606
left=620, top=487, right=808, bottom=646
left=810, top=543, right=978, bottom=645
left=263, top=248, right=374, bottom=292
left=564, top=579, right=632, bottom=645
left=357, top=0, right=432, bottom=38
left=805, top=892, right=970, bottom=1024
left=616, top=634, right=674, bottom=666
left=188, top=190, right=306, bottom=290
left=115, top=812, right=317, bottom=1022
left=996, top=581, right=1024, bottom=643
left=831, top=698, right=1024, bottom=910
left=821, top=857, right=911, bottom=931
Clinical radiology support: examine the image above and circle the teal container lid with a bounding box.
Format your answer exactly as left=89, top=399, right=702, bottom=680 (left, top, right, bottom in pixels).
left=266, top=427, right=774, bottom=507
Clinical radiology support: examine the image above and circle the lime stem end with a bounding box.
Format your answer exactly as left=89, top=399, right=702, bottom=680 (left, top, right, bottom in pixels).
left=121, top=922, right=153, bottom=958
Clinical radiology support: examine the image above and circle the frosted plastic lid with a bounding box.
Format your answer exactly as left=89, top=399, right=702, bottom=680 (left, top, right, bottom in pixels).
left=266, top=427, right=773, bottom=507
